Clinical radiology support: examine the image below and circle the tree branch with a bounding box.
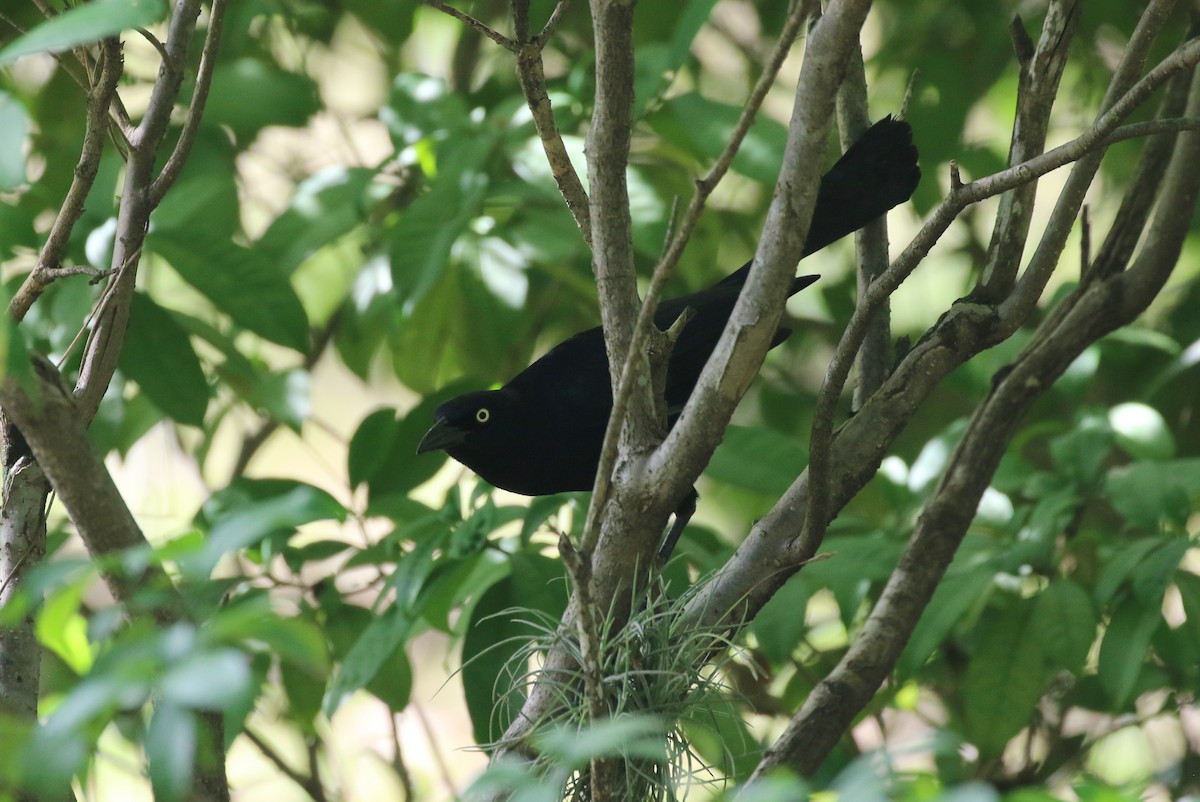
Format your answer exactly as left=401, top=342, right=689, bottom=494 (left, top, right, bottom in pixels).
left=512, top=0, right=592, bottom=244
left=149, top=0, right=228, bottom=205
left=681, top=19, right=1200, bottom=642
left=646, top=0, right=875, bottom=506
left=835, top=28, right=893, bottom=408
left=73, top=0, right=207, bottom=421
left=578, top=0, right=811, bottom=558
left=8, top=39, right=123, bottom=323
left=753, top=64, right=1200, bottom=777
left=424, top=0, right=518, bottom=50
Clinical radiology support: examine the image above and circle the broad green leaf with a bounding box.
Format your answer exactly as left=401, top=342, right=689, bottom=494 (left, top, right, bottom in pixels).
left=36, top=580, right=93, bottom=674
left=185, top=484, right=346, bottom=579
left=347, top=407, right=402, bottom=490
left=806, top=534, right=904, bottom=627
left=898, top=567, right=993, bottom=677
left=203, top=59, right=320, bottom=141
left=145, top=704, right=195, bottom=802
left=633, top=0, right=720, bottom=117
left=461, top=553, right=567, bottom=744
left=1130, top=537, right=1190, bottom=606
left=962, top=600, right=1047, bottom=758
left=0, top=0, right=167, bottom=65
left=1174, top=571, right=1200, bottom=644
left=750, top=574, right=811, bottom=665
left=205, top=597, right=329, bottom=678
left=1105, top=459, right=1200, bottom=530
left=120, top=292, right=209, bottom=427
left=1030, top=580, right=1096, bottom=674
left=0, top=92, right=29, bottom=189
left=148, top=228, right=309, bottom=352
left=1093, top=538, right=1164, bottom=606
left=536, top=715, right=667, bottom=766
left=706, top=425, right=807, bottom=497
left=323, top=602, right=413, bottom=711
left=353, top=382, right=475, bottom=504
left=323, top=522, right=448, bottom=715
left=1108, top=402, right=1174, bottom=460
left=250, top=369, right=310, bottom=431
left=383, top=73, right=470, bottom=146
left=1049, top=415, right=1112, bottom=485
left=389, top=157, right=490, bottom=309
left=1097, top=597, right=1160, bottom=709
left=160, top=649, right=252, bottom=710
left=647, top=93, right=790, bottom=185
left=258, top=167, right=378, bottom=276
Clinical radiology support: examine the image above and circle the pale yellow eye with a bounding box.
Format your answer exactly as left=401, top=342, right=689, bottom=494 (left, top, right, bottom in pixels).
left=475, top=408, right=490, bottom=423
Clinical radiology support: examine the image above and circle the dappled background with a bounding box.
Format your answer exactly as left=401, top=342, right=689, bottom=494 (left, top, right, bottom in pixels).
left=2, top=0, right=1200, bottom=799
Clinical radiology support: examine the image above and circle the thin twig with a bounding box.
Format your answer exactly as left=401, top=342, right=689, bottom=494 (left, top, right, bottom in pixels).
left=150, top=0, right=229, bottom=204
left=9, top=39, right=123, bottom=323
left=423, top=0, right=517, bottom=51
left=559, top=533, right=616, bottom=800
left=513, top=0, right=591, bottom=243
left=135, top=26, right=169, bottom=61
left=243, top=728, right=326, bottom=801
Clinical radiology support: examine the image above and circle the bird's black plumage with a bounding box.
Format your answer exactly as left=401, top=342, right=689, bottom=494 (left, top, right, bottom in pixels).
left=418, top=117, right=920, bottom=539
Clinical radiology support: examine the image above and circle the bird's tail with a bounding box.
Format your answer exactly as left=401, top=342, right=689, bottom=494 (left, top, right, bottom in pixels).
left=716, top=117, right=919, bottom=289
left=803, top=115, right=921, bottom=255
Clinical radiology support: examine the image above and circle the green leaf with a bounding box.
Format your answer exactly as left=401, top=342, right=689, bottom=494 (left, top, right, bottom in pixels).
left=205, top=597, right=330, bottom=678
left=750, top=575, right=810, bottom=665
left=536, top=715, right=667, bottom=766
left=120, top=292, right=209, bottom=427
left=347, top=407, right=402, bottom=490
left=148, top=228, right=310, bottom=352
left=1108, top=402, right=1174, bottom=460
left=1174, top=571, right=1200, bottom=645
left=647, top=93, right=790, bottom=184
left=185, top=484, right=346, bottom=579
left=389, top=161, right=489, bottom=309
left=0, top=92, right=30, bottom=189
left=323, top=521, right=448, bottom=715
left=258, top=167, right=377, bottom=276
left=706, top=425, right=807, bottom=497
left=1130, top=537, right=1190, bottom=606
left=1030, top=580, right=1097, bottom=674
left=203, top=59, right=320, bottom=140
left=461, top=553, right=567, bottom=744
left=323, top=602, right=413, bottom=711
left=0, top=0, right=167, bottom=65
left=1049, top=415, right=1112, bottom=485
left=1093, top=538, right=1163, bottom=606
left=1104, top=459, right=1200, bottom=530
left=383, top=73, right=469, bottom=146
left=160, top=649, right=252, bottom=710
left=898, top=568, right=993, bottom=677
left=145, top=704, right=195, bottom=802
left=250, top=369, right=309, bottom=431
left=962, top=600, right=1047, bottom=758
left=353, top=383, right=475, bottom=504
left=1097, top=597, right=1160, bottom=709
left=36, top=579, right=93, bottom=674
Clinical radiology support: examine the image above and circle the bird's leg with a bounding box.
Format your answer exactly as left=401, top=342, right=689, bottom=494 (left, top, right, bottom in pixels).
left=658, top=487, right=698, bottom=562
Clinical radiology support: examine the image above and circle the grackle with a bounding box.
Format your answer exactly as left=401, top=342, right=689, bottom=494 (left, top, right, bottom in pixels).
left=418, top=116, right=920, bottom=558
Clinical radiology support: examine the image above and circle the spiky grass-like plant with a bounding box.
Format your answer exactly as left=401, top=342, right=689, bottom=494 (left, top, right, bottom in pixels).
left=479, top=575, right=753, bottom=801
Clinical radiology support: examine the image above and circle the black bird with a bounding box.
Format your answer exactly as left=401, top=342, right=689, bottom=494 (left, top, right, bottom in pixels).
left=418, top=117, right=919, bottom=556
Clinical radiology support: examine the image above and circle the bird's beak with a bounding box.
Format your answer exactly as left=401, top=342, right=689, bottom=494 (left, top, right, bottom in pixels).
left=417, top=418, right=466, bottom=454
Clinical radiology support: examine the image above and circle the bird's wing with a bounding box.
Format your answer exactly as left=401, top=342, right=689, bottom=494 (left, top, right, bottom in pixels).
left=503, top=324, right=616, bottom=425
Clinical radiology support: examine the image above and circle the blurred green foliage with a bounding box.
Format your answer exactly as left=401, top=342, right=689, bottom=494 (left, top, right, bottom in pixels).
left=1, top=0, right=1199, bottom=799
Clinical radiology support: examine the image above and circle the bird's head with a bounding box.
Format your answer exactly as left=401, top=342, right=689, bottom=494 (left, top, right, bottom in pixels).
left=416, top=389, right=516, bottom=458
